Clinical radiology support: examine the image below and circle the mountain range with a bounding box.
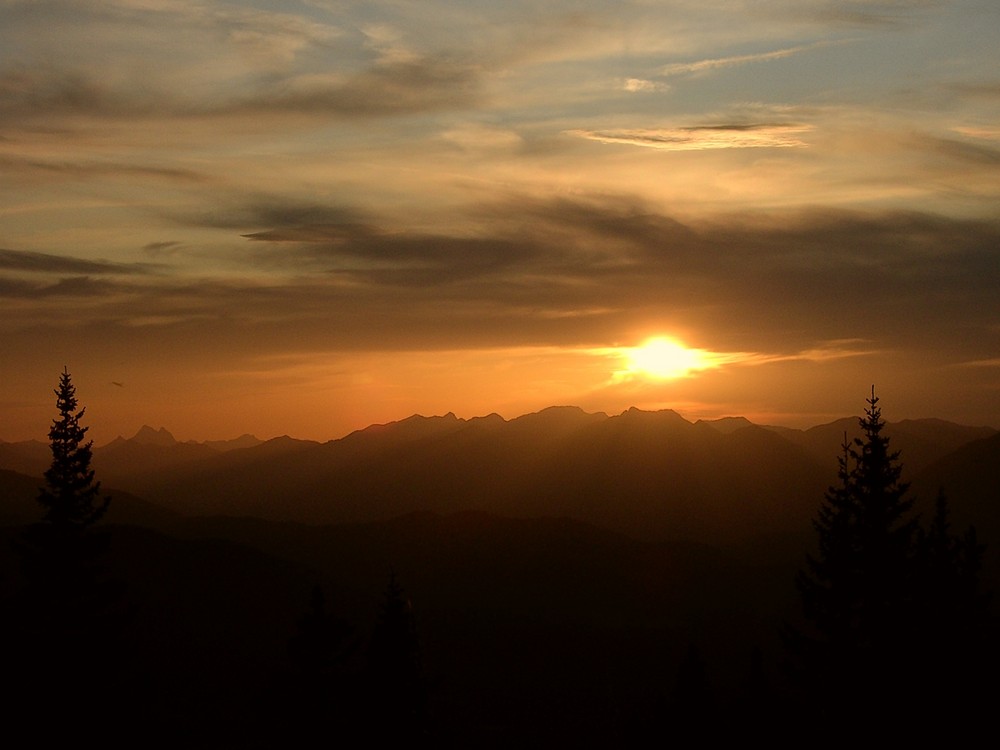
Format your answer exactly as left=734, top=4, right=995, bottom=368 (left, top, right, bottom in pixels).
left=2, top=404, right=998, bottom=743
left=2, top=405, right=996, bottom=552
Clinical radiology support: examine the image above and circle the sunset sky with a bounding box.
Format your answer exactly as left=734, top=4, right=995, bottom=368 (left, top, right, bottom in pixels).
left=2, top=0, right=999, bottom=442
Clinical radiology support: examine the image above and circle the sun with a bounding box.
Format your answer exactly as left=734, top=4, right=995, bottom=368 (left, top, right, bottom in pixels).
left=617, top=337, right=718, bottom=380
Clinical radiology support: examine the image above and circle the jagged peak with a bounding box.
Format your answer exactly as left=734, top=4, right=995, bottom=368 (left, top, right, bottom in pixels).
left=131, top=425, right=177, bottom=446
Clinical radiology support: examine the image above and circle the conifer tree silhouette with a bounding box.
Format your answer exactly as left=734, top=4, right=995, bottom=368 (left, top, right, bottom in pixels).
left=912, top=490, right=992, bottom=728
left=274, top=584, right=356, bottom=744
left=37, top=367, right=110, bottom=527
left=366, top=570, right=426, bottom=741
left=793, top=387, right=920, bottom=732
left=791, top=387, right=993, bottom=739
left=288, top=585, right=352, bottom=693
left=10, top=368, right=122, bottom=740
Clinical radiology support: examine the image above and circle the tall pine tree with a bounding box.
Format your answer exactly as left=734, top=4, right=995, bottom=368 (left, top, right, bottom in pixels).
left=793, top=387, right=920, bottom=733
left=791, top=387, right=992, bottom=739
left=37, top=366, right=109, bottom=527
left=9, top=368, right=122, bottom=741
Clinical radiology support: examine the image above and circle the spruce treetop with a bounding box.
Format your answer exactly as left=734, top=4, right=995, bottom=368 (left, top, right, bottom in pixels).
left=37, top=367, right=109, bottom=527
left=791, top=387, right=992, bottom=735
left=795, top=387, right=921, bottom=662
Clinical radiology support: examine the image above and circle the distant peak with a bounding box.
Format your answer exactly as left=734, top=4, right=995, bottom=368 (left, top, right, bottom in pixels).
left=399, top=412, right=460, bottom=424
left=349, top=411, right=466, bottom=443
left=512, top=405, right=605, bottom=428
left=470, top=413, right=506, bottom=426
left=131, top=425, right=177, bottom=446
left=202, top=434, right=263, bottom=451
left=619, top=407, right=686, bottom=421
left=539, top=405, right=590, bottom=416
left=697, top=416, right=754, bottom=434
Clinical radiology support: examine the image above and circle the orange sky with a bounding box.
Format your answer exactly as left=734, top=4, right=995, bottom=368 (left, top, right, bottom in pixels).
left=2, top=1, right=999, bottom=442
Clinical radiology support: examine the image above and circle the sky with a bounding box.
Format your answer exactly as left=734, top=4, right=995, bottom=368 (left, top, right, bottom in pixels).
left=2, top=0, right=999, bottom=442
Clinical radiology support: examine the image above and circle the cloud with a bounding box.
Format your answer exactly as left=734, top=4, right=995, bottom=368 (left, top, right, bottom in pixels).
left=742, top=340, right=877, bottom=365
left=658, top=45, right=814, bottom=77
left=33, top=276, right=121, bottom=297
left=173, top=200, right=367, bottom=231
left=951, top=83, right=1000, bottom=101
left=142, top=241, right=184, bottom=256
left=953, top=126, right=1000, bottom=142
left=225, top=55, right=483, bottom=118
left=623, top=78, right=669, bottom=93
left=0, top=276, right=37, bottom=296
left=3, top=0, right=342, bottom=68
left=441, top=123, right=524, bottom=152
left=0, top=153, right=207, bottom=183
left=777, top=1, right=939, bottom=28
left=0, top=0, right=479, bottom=127
left=0, top=274, right=131, bottom=299
left=2, top=188, right=999, bottom=372
left=150, top=195, right=992, bottom=356
left=568, top=123, right=813, bottom=150
left=914, top=133, right=1000, bottom=165
left=0, top=69, right=159, bottom=119
left=0, top=248, right=153, bottom=275
left=0, top=55, right=483, bottom=124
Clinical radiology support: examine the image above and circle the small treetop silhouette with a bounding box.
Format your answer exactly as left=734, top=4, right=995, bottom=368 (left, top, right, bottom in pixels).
left=37, top=367, right=110, bottom=528
left=366, top=570, right=426, bottom=739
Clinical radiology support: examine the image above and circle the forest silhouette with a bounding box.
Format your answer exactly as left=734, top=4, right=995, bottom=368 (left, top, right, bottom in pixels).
left=0, top=371, right=996, bottom=746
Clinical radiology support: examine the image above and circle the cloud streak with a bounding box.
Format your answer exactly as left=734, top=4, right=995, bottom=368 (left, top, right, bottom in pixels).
left=658, top=45, right=814, bottom=77
left=568, top=123, right=812, bottom=150
left=0, top=248, right=155, bottom=276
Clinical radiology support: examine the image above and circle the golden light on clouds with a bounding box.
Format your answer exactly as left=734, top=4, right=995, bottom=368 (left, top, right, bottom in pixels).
left=2, top=1, right=1000, bottom=439
left=568, top=124, right=812, bottom=151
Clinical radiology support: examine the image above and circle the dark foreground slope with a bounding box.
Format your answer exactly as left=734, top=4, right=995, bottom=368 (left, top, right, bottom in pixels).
left=0, top=509, right=801, bottom=747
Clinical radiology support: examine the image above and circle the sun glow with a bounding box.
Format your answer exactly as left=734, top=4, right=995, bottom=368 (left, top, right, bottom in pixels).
left=616, top=337, right=720, bottom=380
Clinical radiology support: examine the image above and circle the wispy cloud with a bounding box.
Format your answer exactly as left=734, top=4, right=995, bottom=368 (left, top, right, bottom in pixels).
left=958, top=358, right=1000, bottom=368
left=659, top=45, right=813, bottom=77
left=441, top=123, right=524, bottom=152
left=568, top=123, right=812, bottom=150
left=741, top=340, right=877, bottom=365
left=0, top=248, right=154, bottom=275
left=226, top=55, right=483, bottom=119
left=0, top=55, right=483, bottom=124
left=0, top=153, right=207, bottom=182
left=953, top=126, right=1000, bottom=141
left=623, top=78, right=669, bottom=93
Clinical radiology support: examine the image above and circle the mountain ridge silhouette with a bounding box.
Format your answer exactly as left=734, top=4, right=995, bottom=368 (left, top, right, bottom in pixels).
left=1, top=406, right=979, bottom=545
